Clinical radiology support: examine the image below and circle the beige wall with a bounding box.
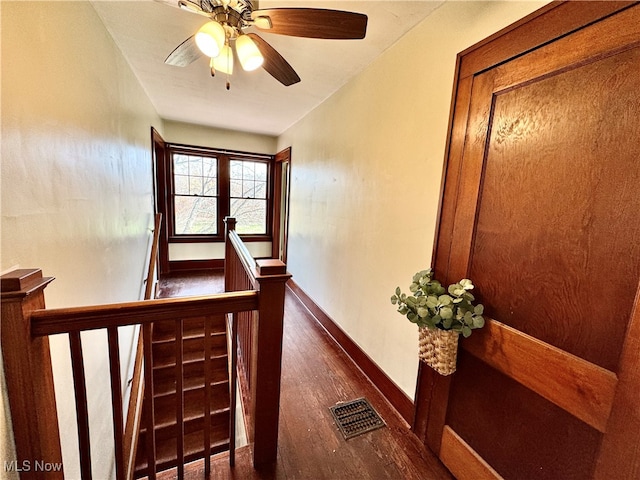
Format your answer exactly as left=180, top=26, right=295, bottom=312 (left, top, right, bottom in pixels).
left=163, top=119, right=277, bottom=154
left=1, top=2, right=161, bottom=478
left=278, top=1, right=550, bottom=400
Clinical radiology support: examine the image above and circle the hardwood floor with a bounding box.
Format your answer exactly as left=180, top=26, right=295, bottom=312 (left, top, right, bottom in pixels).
left=155, top=272, right=452, bottom=479
left=157, top=271, right=225, bottom=298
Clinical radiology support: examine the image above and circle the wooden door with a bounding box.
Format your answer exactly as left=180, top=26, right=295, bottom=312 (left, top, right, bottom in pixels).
left=414, top=3, right=640, bottom=479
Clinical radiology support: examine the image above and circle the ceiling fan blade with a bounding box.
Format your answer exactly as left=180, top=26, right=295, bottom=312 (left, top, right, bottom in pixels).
left=165, top=35, right=202, bottom=67
left=247, top=33, right=301, bottom=86
left=251, top=8, right=367, bottom=39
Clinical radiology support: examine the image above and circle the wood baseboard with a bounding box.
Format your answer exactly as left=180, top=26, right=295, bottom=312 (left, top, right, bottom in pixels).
left=286, top=280, right=414, bottom=425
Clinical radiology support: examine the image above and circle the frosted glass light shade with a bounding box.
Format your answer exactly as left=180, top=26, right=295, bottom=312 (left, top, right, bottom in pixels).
left=253, top=16, right=272, bottom=29
left=213, top=44, right=234, bottom=74
left=195, top=21, right=225, bottom=58
left=236, top=35, right=264, bottom=71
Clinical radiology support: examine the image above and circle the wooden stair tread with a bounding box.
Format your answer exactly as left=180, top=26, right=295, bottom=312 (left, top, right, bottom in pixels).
left=140, top=408, right=230, bottom=440
left=153, top=355, right=228, bottom=396
left=151, top=349, right=227, bottom=370
left=153, top=335, right=227, bottom=367
left=153, top=329, right=226, bottom=345
left=151, top=384, right=230, bottom=429
left=135, top=432, right=230, bottom=477
left=152, top=316, right=226, bottom=341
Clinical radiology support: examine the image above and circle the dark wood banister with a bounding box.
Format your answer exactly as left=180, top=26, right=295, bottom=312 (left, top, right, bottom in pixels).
left=30, top=291, right=259, bottom=335
left=1, top=216, right=290, bottom=479
left=224, top=216, right=291, bottom=467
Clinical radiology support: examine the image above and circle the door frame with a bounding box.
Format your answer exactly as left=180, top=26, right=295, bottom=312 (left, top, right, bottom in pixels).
left=413, top=2, right=640, bottom=478
left=151, top=127, right=170, bottom=275
left=271, top=146, right=292, bottom=263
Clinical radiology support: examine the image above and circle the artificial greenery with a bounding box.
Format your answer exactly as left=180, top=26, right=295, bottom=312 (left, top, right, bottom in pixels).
left=390, top=268, right=485, bottom=338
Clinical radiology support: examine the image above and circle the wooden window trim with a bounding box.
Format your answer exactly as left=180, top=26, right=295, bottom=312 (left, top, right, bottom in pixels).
left=164, top=143, right=274, bottom=243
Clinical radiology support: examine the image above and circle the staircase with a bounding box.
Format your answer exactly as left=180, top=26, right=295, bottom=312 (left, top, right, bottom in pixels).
left=134, top=315, right=231, bottom=477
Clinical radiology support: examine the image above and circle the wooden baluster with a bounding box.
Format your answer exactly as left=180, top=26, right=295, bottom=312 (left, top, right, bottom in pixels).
left=142, top=323, right=157, bottom=480
left=69, top=331, right=92, bottom=480
left=175, top=319, right=185, bottom=479
left=204, top=316, right=212, bottom=475
left=229, top=312, right=238, bottom=467
left=107, top=327, right=125, bottom=480
left=0, top=269, right=63, bottom=480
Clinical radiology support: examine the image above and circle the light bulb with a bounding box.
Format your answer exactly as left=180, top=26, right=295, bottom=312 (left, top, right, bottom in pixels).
left=195, top=21, right=225, bottom=58
left=213, top=44, right=234, bottom=74
left=236, top=35, right=264, bottom=72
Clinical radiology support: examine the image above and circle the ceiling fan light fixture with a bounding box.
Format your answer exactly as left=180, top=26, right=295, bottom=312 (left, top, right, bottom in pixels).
left=253, top=16, right=272, bottom=30
left=195, top=21, right=225, bottom=58
left=213, top=44, right=234, bottom=75
left=236, top=34, right=264, bottom=71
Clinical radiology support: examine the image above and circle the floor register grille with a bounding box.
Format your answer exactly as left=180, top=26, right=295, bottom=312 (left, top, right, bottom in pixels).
left=329, top=397, right=386, bottom=440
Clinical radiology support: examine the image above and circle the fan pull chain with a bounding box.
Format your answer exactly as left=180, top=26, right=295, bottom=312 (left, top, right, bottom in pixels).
left=224, top=36, right=231, bottom=90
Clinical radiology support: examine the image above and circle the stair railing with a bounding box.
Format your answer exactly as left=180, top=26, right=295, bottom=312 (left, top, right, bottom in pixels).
left=1, top=226, right=289, bottom=480
left=224, top=217, right=291, bottom=468
left=1, top=218, right=290, bottom=479
left=0, top=279, right=257, bottom=479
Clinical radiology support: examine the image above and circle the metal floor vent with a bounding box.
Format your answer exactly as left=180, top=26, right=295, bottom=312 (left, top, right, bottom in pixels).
left=329, top=397, right=386, bottom=440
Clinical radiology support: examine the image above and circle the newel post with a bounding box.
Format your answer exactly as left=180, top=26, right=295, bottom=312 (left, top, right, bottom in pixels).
left=252, top=260, right=291, bottom=467
left=1, top=269, right=63, bottom=478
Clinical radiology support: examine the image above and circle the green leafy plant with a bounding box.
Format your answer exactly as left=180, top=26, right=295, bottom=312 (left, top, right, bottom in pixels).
left=390, top=268, right=485, bottom=338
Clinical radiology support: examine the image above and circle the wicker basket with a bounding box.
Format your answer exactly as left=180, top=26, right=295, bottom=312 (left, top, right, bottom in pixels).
left=418, top=327, right=460, bottom=376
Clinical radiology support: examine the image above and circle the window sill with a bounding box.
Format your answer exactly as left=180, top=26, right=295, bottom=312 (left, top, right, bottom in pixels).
left=169, top=235, right=271, bottom=243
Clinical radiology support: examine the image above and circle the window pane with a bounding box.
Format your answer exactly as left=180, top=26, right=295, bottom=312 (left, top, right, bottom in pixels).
left=242, top=180, right=256, bottom=198
left=174, top=196, right=217, bottom=234
left=203, top=178, right=217, bottom=196
left=189, top=177, right=203, bottom=195
left=255, top=181, right=267, bottom=199
left=255, top=163, right=267, bottom=181
left=230, top=179, right=242, bottom=197
left=231, top=198, right=266, bottom=234
left=189, top=157, right=203, bottom=176
left=203, top=157, right=217, bottom=176
left=174, top=175, right=189, bottom=195
left=173, top=155, right=189, bottom=175
left=230, top=160, right=243, bottom=179
left=242, top=161, right=255, bottom=179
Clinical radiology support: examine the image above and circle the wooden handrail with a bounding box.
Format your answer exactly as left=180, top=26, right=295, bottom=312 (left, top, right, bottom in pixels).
left=144, top=213, right=162, bottom=300
left=228, top=229, right=257, bottom=283
left=30, top=291, right=259, bottom=336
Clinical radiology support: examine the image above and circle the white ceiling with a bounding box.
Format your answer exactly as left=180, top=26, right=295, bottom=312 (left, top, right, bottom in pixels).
left=92, top=0, right=445, bottom=136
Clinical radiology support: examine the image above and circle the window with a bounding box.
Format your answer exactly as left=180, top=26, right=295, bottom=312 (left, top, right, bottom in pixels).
left=166, top=145, right=273, bottom=241
left=230, top=159, right=268, bottom=234
left=173, top=154, right=218, bottom=235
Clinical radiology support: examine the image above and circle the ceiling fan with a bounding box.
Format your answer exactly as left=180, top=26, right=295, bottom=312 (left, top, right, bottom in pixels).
left=165, top=0, right=368, bottom=89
